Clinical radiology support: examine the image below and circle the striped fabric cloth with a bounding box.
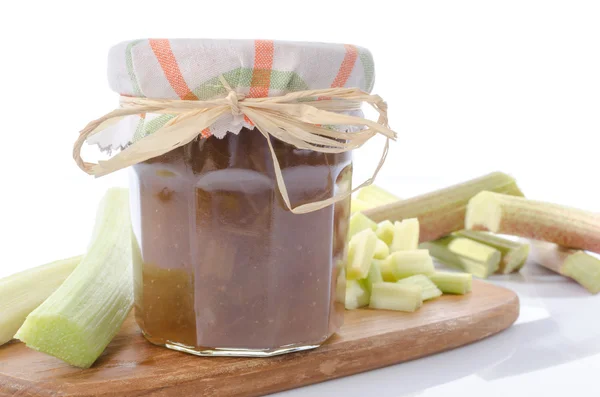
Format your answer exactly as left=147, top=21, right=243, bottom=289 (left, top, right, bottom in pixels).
left=94, top=39, right=375, bottom=148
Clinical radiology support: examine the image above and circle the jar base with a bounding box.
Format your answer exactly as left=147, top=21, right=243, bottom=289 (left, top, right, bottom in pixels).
left=142, top=332, right=323, bottom=357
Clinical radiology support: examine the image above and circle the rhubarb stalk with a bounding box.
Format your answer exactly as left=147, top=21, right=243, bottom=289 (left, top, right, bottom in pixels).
left=465, top=192, right=600, bottom=254
left=16, top=188, right=134, bottom=368
left=0, top=255, right=82, bottom=346
left=363, top=172, right=524, bottom=242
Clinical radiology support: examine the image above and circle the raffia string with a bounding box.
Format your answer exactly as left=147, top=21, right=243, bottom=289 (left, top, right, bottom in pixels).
left=73, top=76, right=397, bottom=214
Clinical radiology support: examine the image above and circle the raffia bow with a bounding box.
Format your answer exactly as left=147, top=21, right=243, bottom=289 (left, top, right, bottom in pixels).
left=73, top=76, right=397, bottom=214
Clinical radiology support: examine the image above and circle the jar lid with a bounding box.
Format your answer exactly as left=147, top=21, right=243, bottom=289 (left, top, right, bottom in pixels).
left=78, top=38, right=395, bottom=213
left=108, top=39, right=375, bottom=100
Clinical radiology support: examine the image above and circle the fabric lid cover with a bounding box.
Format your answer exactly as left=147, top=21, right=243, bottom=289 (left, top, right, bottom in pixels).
left=93, top=39, right=375, bottom=148
left=108, top=39, right=375, bottom=100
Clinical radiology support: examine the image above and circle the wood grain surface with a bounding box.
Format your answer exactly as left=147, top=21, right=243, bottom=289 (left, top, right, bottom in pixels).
left=0, top=280, right=519, bottom=397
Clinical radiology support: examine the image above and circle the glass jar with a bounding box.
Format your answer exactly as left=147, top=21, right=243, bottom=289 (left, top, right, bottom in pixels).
left=129, top=127, right=352, bottom=356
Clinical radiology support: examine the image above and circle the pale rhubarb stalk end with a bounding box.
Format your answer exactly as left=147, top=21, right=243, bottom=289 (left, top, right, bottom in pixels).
left=529, top=240, right=600, bottom=294
left=363, top=172, right=524, bottom=242
left=466, top=191, right=600, bottom=254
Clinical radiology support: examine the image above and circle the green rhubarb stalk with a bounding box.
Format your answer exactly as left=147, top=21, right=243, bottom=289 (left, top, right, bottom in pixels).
left=369, top=283, right=423, bottom=312
left=0, top=255, right=82, bottom=346
left=428, top=271, right=472, bottom=294
left=16, top=188, right=133, bottom=368
left=396, top=275, right=442, bottom=301
left=454, top=230, right=530, bottom=274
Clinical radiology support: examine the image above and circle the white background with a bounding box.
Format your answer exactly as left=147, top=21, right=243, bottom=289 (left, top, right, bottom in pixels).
left=0, top=1, right=599, bottom=396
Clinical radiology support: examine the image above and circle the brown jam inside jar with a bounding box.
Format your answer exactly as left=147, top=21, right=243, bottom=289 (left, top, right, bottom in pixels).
left=129, top=127, right=351, bottom=354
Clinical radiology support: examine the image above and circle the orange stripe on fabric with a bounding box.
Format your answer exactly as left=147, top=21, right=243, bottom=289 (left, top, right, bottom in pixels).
left=244, top=115, right=254, bottom=126
left=249, top=40, right=274, bottom=98
left=200, top=128, right=212, bottom=138
left=331, top=44, right=358, bottom=88
left=149, top=39, right=198, bottom=100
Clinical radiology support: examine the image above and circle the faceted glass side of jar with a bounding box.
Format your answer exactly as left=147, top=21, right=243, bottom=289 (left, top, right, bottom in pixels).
left=130, top=129, right=351, bottom=356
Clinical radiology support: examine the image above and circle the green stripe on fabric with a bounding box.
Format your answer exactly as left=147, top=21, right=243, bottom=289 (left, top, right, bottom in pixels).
left=191, top=68, right=253, bottom=99
left=126, top=40, right=144, bottom=97
left=191, top=68, right=310, bottom=99
left=270, top=70, right=309, bottom=91
left=136, top=114, right=175, bottom=141
left=358, top=49, right=375, bottom=92
left=132, top=116, right=146, bottom=142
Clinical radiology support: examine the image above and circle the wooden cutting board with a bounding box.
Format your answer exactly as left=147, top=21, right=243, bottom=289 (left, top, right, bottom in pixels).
left=0, top=280, right=518, bottom=397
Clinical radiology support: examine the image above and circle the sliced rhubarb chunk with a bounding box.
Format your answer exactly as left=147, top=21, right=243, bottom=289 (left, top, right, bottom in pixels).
left=346, top=229, right=378, bottom=280
left=348, top=212, right=377, bottom=239
left=454, top=230, right=529, bottom=274
left=373, top=239, right=390, bottom=259
left=369, top=283, right=423, bottom=312
left=390, top=218, right=420, bottom=252
left=375, top=220, right=395, bottom=246
left=428, top=271, right=472, bottom=295
left=345, top=279, right=370, bottom=309
left=396, top=274, right=442, bottom=301
left=386, top=249, right=435, bottom=279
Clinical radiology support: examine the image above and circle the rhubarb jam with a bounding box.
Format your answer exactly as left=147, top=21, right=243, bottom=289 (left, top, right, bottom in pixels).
left=129, top=128, right=351, bottom=356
